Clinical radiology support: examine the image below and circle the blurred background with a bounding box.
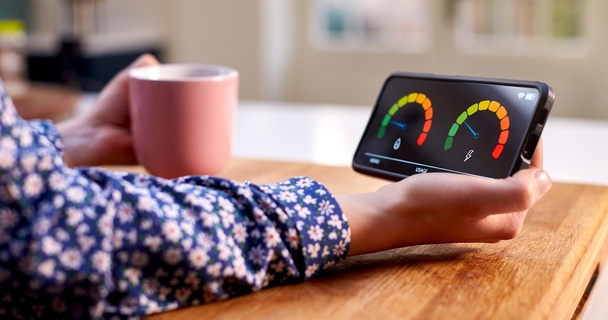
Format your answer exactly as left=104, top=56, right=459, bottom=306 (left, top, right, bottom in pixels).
left=0, top=0, right=604, bottom=120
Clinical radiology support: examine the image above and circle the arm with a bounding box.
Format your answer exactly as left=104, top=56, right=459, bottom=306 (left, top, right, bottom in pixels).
left=1, top=78, right=349, bottom=318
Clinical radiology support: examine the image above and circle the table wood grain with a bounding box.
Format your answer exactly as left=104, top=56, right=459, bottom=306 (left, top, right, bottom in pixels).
left=109, top=158, right=608, bottom=320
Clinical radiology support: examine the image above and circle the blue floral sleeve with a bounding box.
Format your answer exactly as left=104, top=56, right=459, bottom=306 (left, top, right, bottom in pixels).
left=0, top=81, right=350, bottom=319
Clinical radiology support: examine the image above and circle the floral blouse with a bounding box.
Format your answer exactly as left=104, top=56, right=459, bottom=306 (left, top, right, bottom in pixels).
left=0, top=81, right=350, bottom=319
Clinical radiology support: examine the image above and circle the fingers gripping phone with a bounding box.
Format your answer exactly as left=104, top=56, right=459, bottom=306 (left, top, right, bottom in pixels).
left=352, top=73, right=554, bottom=180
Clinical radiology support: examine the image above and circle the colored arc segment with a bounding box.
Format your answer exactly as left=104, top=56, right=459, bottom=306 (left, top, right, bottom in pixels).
left=443, top=100, right=510, bottom=159
left=377, top=92, right=433, bottom=146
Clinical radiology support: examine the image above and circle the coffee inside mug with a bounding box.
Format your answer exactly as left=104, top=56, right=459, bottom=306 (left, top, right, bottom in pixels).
left=130, top=64, right=237, bottom=81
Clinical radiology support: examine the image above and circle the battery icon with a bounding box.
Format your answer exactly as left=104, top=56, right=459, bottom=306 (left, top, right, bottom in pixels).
left=525, top=93, right=536, bottom=100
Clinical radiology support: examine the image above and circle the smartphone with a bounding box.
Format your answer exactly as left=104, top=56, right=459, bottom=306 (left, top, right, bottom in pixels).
left=352, top=73, right=554, bottom=180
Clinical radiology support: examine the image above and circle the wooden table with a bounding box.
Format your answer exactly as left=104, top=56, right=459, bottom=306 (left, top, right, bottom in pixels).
left=136, top=158, right=608, bottom=320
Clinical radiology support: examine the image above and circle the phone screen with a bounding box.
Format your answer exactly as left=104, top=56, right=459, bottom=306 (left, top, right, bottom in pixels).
left=352, top=73, right=553, bottom=180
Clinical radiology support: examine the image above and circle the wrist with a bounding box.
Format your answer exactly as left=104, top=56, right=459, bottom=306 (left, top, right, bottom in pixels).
left=337, top=189, right=406, bottom=256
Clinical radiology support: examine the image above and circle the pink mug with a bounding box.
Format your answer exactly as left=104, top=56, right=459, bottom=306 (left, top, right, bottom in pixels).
left=129, top=64, right=238, bottom=179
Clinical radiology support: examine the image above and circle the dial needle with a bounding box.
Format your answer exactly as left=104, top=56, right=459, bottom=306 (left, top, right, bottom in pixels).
left=464, top=121, right=480, bottom=139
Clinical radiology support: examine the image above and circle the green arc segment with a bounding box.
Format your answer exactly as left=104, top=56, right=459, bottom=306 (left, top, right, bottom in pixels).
left=443, top=100, right=510, bottom=159
left=377, top=92, right=433, bottom=146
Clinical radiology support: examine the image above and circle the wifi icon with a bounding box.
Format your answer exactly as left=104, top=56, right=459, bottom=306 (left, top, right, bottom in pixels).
left=517, top=92, right=525, bottom=99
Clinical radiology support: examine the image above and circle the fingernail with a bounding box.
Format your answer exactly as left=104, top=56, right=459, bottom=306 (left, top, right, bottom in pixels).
left=535, top=170, right=552, bottom=195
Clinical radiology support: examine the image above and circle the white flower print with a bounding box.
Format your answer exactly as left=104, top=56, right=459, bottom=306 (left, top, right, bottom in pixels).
left=0, top=209, right=18, bottom=229
left=66, top=186, right=86, bottom=203
left=97, top=214, right=114, bottom=236
left=328, top=231, right=337, bottom=240
left=77, top=236, right=95, bottom=252
left=278, top=190, right=297, bottom=203
left=19, top=130, right=32, bottom=148
left=333, top=240, right=348, bottom=256
left=140, top=219, right=153, bottom=230
left=48, top=172, right=67, bottom=191
left=189, top=248, right=210, bottom=269
left=163, top=204, right=180, bottom=219
left=237, top=186, right=253, bottom=199
left=207, top=262, right=222, bottom=278
left=318, top=200, right=335, bottom=216
left=201, top=212, right=219, bottom=227
left=131, top=251, right=149, bottom=267
left=37, top=154, right=53, bottom=171
left=217, top=243, right=232, bottom=261
left=296, top=178, right=314, bottom=188
left=23, top=174, right=43, bottom=197
left=302, top=195, right=316, bottom=205
left=217, top=210, right=235, bottom=228
left=145, top=301, right=161, bottom=314
left=156, top=192, right=173, bottom=203
left=92, top=251, right=111, bottom=273
left=180, top=221, right=195, bottom=236
left=252, top=207, right=267, bottom=224
left=248, top=244, right=266, bottom=266
left=163, top=248, right=183, bottom=265
left=181, top=238, right=193, bottom=251
left=112, top=231, right=124, bottom=248
left=162, top=220, right=183, bottom=243
left=1, top=107, right=15, bottom=125
left=295, top=220, right=305, bottom=232
left=218, top=197, right=235, bottom=212
left=117, top=203, right=135, bottom=223
left=137, top=196, right=157, bottom=212
left=341, top=227, right=351, bottom=241
left=250, top=229, right=261, bottom=239
left=305, top=263, right=319, bottom=278
left=286, top=228, right=299, bottom=249
left=0, top=150, right=15, bottom=169
left=33, top=218, right=51, bottom=236
left=75, top=223, right=89, bottom=235
left=199, top=198, right=214, bottom=212
left=294, top=204, right=311, bottom=219
left=307, top=243, right=321, bottom=258
left=328, top=214, right=343, bottom=230
left=0, top=137, right=16, bottom=150
left=59, top=249, right=83, bottom=269
left=315, top=188, right=327, bottom=196
left=41, top=236, right=62, bottom=255
left=233, top=257, right=248, bottom=278
left=38, top=259, right=55, bottom=277
left=233, top=224, right=247, bottom=243
left=20, top=153, right=37, bottom=172
left=315, top=216, right=325, bottom=225
left=320, top=245, right=329, bottom=258
left=276, top=208, right=288, bottom=223
left=307, top=225, right=324, bottom=242
left=53, top=194, right=65, bottom=208
left=144, top=235, right=162, bottom=252
left=175, top=288, right=192, bottom=303
left=66, top=208, right=84, bottom=226
left=264, top=227, right=281, bottom=248
left=124, top=268, right=142, bottom=285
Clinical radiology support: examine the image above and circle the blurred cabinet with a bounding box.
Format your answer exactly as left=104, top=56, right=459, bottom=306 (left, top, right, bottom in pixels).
left=24, top=0, right=166, bottom=91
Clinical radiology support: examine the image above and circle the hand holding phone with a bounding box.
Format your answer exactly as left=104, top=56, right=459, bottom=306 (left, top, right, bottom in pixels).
left=352, top=73, right=554, bottom=180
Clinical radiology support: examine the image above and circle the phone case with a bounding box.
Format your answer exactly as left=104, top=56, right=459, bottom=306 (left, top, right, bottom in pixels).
left=352, top=72, right=554, bottom=180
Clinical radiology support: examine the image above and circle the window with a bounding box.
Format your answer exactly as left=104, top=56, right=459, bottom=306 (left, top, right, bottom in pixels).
left=453, top=0, right=586, bottom=54
left=309, top=0, right=433, bottom=52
